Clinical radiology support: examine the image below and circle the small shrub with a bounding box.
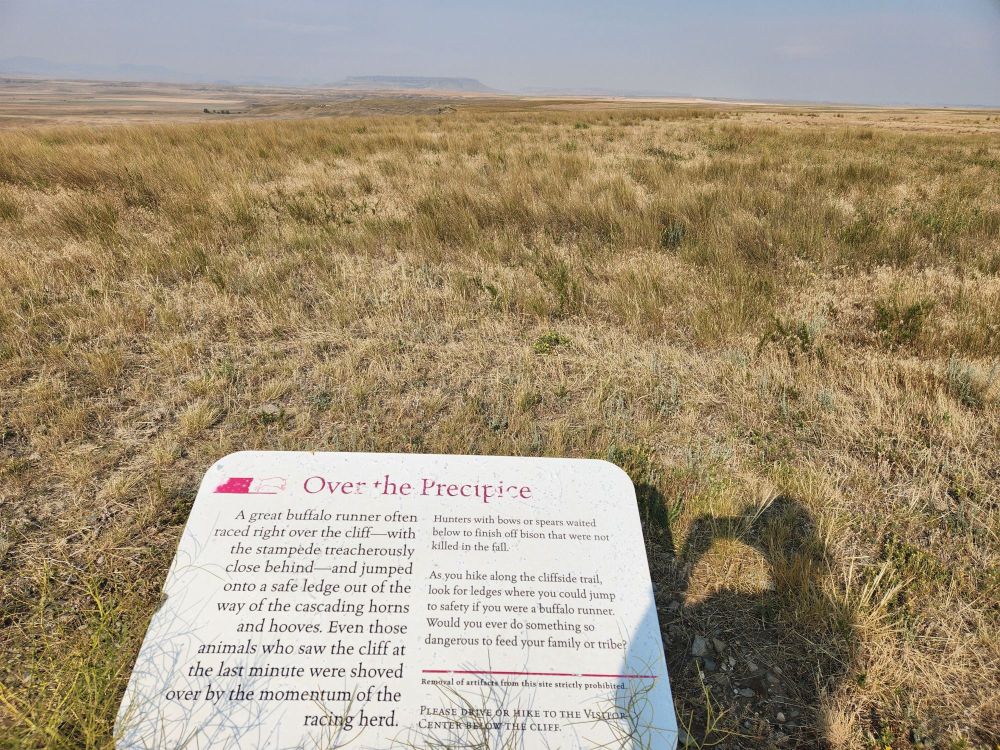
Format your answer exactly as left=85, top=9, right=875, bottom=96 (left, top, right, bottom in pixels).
left=645, top=146, right=682, bottom=160
left=945, top=357, right=993, bottom=409
left=474, top=397, right=509, bottom=433
left=874, top=297, right=934, bottom=347
left=758, top=316, right=825, bottom=360
left=517, top=391, right=542, bottom=411
left=532, top=331, right=570, bottom=354
left=659, top=219, right=687, bottom=250
left=310, top=391, right=333, bottom=411
left=882, top=533, right=947, bottom=596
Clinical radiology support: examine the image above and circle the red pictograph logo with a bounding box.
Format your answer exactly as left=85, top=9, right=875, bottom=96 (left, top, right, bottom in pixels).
left=213, top=477, right=286, bottom=495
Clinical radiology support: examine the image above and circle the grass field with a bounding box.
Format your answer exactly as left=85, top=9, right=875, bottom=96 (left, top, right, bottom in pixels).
left=0, top=100, right=998, bottom=749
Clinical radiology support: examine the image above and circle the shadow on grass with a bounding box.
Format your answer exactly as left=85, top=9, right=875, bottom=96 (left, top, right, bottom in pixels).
left=637, top=484, right=855, bottom=749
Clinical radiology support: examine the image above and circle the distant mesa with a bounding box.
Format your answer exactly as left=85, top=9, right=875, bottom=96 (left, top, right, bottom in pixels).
left=0, top=59, right=502, bottom=96
left=333, top=76, right=497, bottom=93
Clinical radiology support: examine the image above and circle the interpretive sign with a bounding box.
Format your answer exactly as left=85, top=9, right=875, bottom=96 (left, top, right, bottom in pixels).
left=117, top=451, right=677, bottom=749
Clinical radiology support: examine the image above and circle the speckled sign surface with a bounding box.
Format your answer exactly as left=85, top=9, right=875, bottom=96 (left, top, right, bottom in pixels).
left=117, top=451, right=677, bottom=749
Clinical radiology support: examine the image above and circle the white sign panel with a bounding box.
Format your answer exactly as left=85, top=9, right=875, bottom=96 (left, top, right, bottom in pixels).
left=117, top=451, right=677, bottom=749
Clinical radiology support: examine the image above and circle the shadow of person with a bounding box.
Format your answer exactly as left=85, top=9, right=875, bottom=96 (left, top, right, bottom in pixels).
left=636, top=487, right=855, bottom=749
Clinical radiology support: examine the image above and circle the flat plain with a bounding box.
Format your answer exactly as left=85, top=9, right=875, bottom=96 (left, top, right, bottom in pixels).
left=0, top=79, right=998, bottom=749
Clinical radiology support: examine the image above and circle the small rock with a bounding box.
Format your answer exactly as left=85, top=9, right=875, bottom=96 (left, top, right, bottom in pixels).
left=691, top=635, right=708, bottom=657
left=712, top=637, right=727, bottom=653
left=776, top=712, right=786, bottom=723
left=703, top=658, right=717, bottom=672
left=746, top=660, right=758, bottom=672
left=728, top=656, right=737, bottom=668
left=678, top=729, right=693, bottom=746
left=667, top=600, right=682, bottom=611
left=259, top=403, right=281, bottom=418
left=737, top=688, right=755, bottom=698
left=766, top=671, right=780, bottom=684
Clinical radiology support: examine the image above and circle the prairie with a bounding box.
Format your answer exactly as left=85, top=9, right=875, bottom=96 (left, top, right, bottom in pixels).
left=0, top=99, right=998, bottom=749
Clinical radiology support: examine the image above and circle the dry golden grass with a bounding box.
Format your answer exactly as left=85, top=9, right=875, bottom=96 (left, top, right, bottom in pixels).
left=0, top=104, right=998, bottom=749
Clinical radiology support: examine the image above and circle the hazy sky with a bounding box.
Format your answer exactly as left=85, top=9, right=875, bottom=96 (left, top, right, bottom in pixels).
left=2, top=0, right=999, bottom=105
